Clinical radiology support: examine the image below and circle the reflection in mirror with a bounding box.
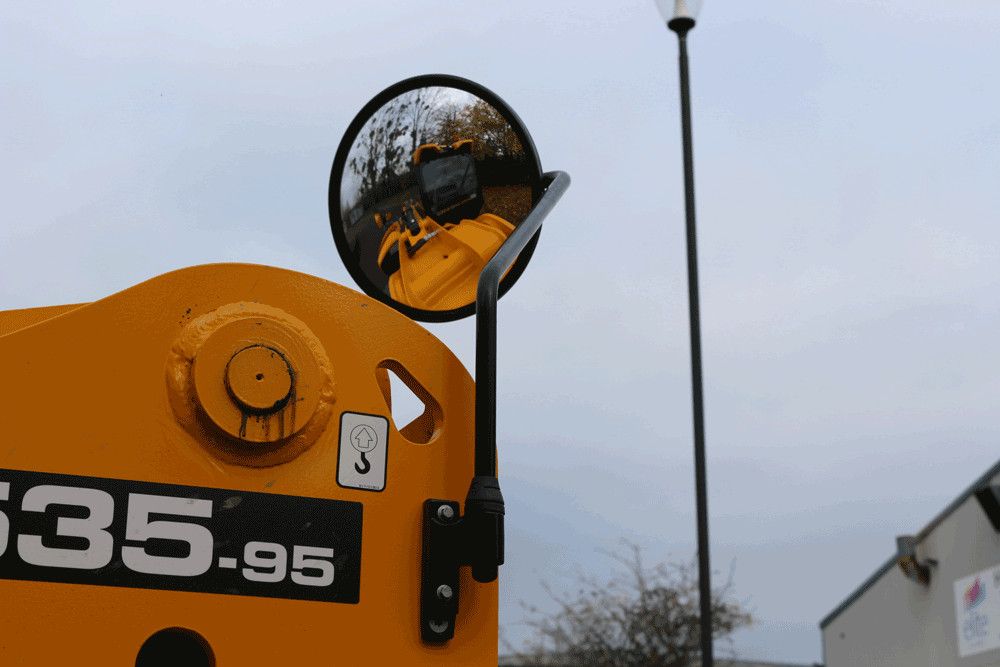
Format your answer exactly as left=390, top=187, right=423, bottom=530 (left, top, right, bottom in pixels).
left=336, top=86, right=538, bottom=314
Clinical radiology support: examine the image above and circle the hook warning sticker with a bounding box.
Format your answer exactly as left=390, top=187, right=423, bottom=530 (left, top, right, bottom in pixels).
left=337, top=412, right=389, bottom=492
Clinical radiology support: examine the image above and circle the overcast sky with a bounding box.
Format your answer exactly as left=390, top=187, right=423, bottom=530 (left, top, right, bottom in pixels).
left=3, top=1, right=1000, bottom=662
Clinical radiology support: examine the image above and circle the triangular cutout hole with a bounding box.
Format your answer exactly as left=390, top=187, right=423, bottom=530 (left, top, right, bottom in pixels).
left=375, top=360, right=442, bottom=444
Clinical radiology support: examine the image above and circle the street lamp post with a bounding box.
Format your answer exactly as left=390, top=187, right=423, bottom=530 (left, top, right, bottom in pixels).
left=655, top=1, right=713, bottom=666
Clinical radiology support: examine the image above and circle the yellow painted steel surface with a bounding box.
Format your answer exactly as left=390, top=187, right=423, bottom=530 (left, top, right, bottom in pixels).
left=0, top=263, right=496, bottom=665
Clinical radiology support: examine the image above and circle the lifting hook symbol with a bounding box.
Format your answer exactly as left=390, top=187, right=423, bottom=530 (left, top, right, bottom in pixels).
left=349, top=423, right=378, bottom=475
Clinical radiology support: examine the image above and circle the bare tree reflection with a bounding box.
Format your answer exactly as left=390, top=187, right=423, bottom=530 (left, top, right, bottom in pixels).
left=344, top=89, right=528, bottom=217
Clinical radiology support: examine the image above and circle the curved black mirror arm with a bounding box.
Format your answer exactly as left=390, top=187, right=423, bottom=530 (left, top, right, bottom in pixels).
left=464, top=170, right=571, bottom=583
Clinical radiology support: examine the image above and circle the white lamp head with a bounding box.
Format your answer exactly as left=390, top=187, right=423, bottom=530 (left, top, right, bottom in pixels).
left=655, top=0, right=703, bottom=24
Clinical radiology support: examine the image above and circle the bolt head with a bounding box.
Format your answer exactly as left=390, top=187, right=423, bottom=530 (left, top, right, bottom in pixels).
left=436, top=584, right=454, bottom=601
left=428, top=619, right=449, bottom=634
left=436, top=505, right=455, bottom=521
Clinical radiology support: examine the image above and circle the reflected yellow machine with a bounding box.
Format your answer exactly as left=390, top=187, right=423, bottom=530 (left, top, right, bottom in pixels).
left=376, top=140, right=515, bottom=311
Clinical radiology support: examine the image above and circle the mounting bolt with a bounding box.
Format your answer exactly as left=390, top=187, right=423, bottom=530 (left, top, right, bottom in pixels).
left=428, top=619, right=450, bottom=634
left=436, top=584, right=454, bottom=601
left=436, top=505, right=455, bottom=521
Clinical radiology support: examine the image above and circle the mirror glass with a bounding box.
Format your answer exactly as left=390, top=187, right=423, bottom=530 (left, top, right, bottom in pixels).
left=330, top=79, right=542, bottom=321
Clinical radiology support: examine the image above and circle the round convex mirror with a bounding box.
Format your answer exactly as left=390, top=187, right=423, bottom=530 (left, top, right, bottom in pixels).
left=329, top=75, right=543, bottom=322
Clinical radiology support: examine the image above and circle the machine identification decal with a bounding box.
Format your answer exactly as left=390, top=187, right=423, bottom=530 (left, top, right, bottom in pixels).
left=337, top=412, right=389, bottom=492
left=0, top=468, right=363, bottom=603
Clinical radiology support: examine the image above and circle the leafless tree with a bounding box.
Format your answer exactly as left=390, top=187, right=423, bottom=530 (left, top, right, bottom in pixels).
left=345, top=88, right=453, bottom=211
left=506, top=543, right=752, bottom=667
left=398, top=86, right=446, bottom=156
left=347, top=99, right=408, bottom=208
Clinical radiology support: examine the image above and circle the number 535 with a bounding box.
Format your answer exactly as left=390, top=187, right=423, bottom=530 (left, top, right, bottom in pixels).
left=0, top=483, right=333, bottom=586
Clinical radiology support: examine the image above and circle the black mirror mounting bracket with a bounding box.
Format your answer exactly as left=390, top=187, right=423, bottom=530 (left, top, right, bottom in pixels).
left=419, top=171, right=571, bottom=643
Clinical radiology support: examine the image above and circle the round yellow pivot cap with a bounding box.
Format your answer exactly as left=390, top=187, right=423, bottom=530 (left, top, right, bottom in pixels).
left=225, top=345, right=293, bottom=414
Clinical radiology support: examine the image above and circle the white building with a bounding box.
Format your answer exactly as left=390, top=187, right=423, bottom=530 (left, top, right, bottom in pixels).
left=821, top=460, right=1000, bottom=666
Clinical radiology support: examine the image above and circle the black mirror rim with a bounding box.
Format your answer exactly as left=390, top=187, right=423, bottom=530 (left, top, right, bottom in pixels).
left=328, top=73, right=544, bottom=323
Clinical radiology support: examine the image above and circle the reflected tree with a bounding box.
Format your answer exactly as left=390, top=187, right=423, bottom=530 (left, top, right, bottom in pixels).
left=347, top=104, right=407, bottom=210
left=345, top=89, right=529, bottom=214
left=400, top=87, right=446, bottom=157
left=347, top=88, right=452, bottom=211
left=430, top=99, right=525, bottom=159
